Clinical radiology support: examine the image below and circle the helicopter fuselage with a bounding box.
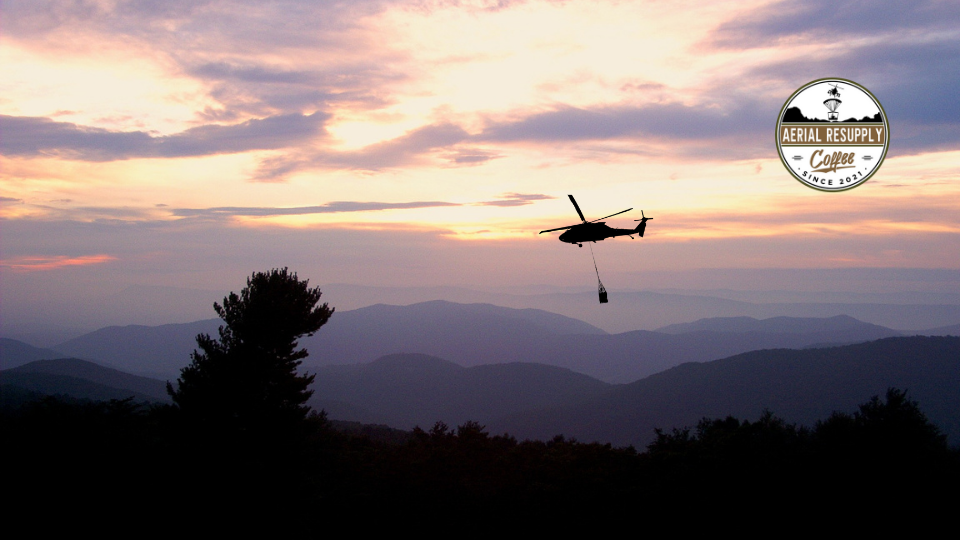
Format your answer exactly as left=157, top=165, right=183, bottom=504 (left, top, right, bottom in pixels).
left=558, top=222, right=638, bottom=244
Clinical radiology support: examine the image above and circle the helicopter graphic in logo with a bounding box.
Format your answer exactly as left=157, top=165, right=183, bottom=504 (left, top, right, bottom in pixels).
left=824, top=83, right=843, bottom=121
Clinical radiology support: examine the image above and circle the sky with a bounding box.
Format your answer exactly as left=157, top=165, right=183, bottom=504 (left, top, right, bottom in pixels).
left=2, top=0, right=959, bottom=337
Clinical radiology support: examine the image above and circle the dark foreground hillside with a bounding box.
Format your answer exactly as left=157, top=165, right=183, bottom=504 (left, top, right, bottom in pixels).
left=3, top=389, right=958, bottom=533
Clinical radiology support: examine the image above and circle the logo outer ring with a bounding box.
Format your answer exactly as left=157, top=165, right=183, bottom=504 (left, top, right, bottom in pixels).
left=775, top=77, right=889, bottom=192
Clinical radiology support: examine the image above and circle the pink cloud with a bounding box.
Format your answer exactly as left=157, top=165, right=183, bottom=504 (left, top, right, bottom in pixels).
left=1, top=254, right=117, bottom=272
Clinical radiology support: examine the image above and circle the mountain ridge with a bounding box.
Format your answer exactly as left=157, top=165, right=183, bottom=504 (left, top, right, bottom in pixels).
left=309, top=352, right=612, bottom=430
left=1, top=357, right=170, bottom=403
left=491, top=336, right=960, bottom=447
left=45, top=304, right=917, bottom=383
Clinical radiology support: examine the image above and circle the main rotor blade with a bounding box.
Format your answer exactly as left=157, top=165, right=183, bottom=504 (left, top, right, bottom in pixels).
left=539, top=224, right=576, bottom=234
left=568, top=195, right=586, bottom=223
left=589, top=208, right=632, bottom=223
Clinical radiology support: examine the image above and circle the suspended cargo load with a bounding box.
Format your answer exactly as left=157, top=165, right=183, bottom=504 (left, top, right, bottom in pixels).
left=590, top=244, right=608, bottom=304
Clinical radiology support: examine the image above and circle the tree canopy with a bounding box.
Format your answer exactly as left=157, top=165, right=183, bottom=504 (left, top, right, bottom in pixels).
left=168, top=268, right=333, bottom=431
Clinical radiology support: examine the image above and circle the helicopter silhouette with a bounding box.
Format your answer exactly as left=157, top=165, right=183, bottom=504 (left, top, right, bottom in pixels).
left=539, top=195, right=652, bottom=247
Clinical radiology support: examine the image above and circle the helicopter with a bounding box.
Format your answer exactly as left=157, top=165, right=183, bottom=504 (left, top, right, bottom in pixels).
left=539, top=195, right=652, bottom=247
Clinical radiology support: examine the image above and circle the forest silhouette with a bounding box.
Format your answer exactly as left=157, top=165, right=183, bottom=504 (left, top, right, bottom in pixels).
left=3, top=269, right=958, bottom=532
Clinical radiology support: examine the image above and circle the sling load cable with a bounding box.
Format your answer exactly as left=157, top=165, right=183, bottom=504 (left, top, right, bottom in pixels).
left=588, top=242, right=608, bottom=304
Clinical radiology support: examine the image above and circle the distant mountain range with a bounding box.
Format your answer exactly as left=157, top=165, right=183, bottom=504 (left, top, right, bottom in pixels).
left=0, top=338, right=64, bottom=370
left=492, top=336, right=960, bottom=447
left=304, top=336, right=960, bottom=446
left=304, top=336, right=959, bottom=447
left=42, top=301, right=607, bottom=379
left=656, top=314, right=898, bottom=342
left=46, top=320, right=222, bottom=379
left=922, top=323, right=960, bottom=336
left=7, top=282, right=960, bottom=348
left=4, top=302, right=950, bottom=384
left=508, top=290, right=960, bottom=334
left=309, top=353, right=612, bottom=429
left=4, top=337, right=957, bottom=448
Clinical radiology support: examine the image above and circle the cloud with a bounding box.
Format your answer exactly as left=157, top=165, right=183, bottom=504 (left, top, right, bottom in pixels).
left=191, top=60, right=404, bottom=115
left=444, top=148, right=502, bottom=165
left=254, top=98, right=782, bottom=178
left=480, top=102, right=768, bottom=143
left=709, top=0, right=960, bottom=49
left=328, top=123, right=472, bottom=169
left=191, top=62, right=328, bottom=85
left=3, top=0, right=387, bottom=44
left=0, top=112, right=329, bottom=160
left=254, top=122, right=471, bottom=178
left=1, top=254, right=116, bottom=272
left=6, top=0, right=958, bottom=174
left=172, top=200, right=462, bottom=218
left=5, top=1, right=405, bottom=116
left=250, top=99, right=781, bottom=179
left=466, top=100, right=778, bottom=161
left=475, top=193, right=555, bottom=207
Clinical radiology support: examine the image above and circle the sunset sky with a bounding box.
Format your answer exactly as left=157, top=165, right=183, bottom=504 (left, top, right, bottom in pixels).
left=2, top=0, right=959, bottom=337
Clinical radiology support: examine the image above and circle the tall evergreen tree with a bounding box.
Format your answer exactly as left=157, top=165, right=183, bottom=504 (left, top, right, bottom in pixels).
left=168, top=268, right=333, bottom=431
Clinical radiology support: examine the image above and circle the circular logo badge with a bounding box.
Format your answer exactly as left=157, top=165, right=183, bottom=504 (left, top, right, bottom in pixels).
left=776, top=78, right=889, bottom=191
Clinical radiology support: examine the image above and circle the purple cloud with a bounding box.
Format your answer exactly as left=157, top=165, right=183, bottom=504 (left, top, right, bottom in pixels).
left=171, top=200, right=462, bottom=219
left=709, top=0, right=960, bottom=49
left=0, top=112, right=329, bottom=160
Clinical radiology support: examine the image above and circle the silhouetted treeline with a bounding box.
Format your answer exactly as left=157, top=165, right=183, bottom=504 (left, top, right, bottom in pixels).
left=3, top=388, right=958, bottom=532
left=643, top=389, right=958, bottom=510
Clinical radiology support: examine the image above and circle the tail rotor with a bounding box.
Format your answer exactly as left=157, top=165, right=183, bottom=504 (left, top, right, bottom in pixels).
left=634, top=210, right=653, bottom=237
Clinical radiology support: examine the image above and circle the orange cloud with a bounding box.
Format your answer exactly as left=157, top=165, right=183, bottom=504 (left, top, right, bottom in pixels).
left=1, top=254, right=116, bottom=272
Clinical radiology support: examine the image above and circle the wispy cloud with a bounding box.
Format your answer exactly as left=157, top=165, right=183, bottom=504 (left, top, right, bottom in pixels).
left=190, top=61, right=402, bottom=115
left=1, top=254, right=117, bottom=272
left=475, top=193, right=555, bottom=207
left=709, top=0, right=960, bottom=49
left=480, top=102, right=767, bottom=143
left=254, top=99, right=774, bottom=179
left=444, top=148, right=502, bottom=165
left=0, top=113, right=329, bottom=161
left=171, top=200, right=462, bottom=218
left=253, top=122, right=472, bottom=178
